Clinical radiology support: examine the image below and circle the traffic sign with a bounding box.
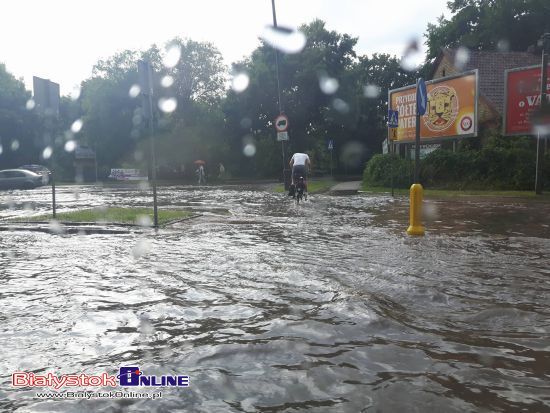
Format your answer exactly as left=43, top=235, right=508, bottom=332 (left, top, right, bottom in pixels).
left=328, top=139, right=334, bottom=150
left=416, top=78, right=427, bottom=116
left=275, top=114, right=289, bottom=132
left=277, top=131, right=289, bottom=141
left=387, top=109, right=399, bottom=128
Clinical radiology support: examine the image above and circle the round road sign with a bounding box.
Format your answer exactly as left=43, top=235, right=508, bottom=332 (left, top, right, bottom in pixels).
left=275, top=114, right=289, bottom=132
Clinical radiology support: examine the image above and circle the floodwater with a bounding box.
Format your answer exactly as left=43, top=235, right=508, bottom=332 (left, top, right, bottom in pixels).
left=0, top=184, right=549, bottom=412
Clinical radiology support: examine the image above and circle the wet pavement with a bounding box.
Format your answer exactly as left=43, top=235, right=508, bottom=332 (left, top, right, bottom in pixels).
left=0, top=184, right=549, bottom=412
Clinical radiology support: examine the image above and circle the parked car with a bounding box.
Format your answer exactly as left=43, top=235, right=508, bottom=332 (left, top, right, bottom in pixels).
left=18, top=164, right=51, bottom=185
left=0, top=169, right=44, bottom=189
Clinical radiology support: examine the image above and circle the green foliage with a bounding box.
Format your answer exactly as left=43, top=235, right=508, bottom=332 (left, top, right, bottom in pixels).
left=425, top=0, right=550, bottom=60
left=363, top=154, right=413, bottom=188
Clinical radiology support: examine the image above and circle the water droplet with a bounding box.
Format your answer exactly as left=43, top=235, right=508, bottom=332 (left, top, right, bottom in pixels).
left=400, top=38, right=421, bottom=71
left=158, top=97, right=177, bottom=113
left=139, top=316, right=155, bottom=335
left=454, top=46, right=470, bottom=70
left=319, top=75, right=339, bottom=95
left=70, top=86, right=81, bottom=101
left=364, top=84, right=381, bottom=98
left=243, top=144, right=256, bottom=157
left=136, top=215, right=153, bottom=227
left=497, top=39, right=510, bottom=52
left=64, top=140, right=76, bottom=152
left=131, top=129, right=140, bottom=139
left=340, top=141, right=366, bottom=168
left=129, top=84, right=141, bottom=98
left=231, top=72, right=250, bottom=93
left=26, top=99, right=36, bottom=110
left=23, top=202, right=33, bottom=211
left=0, top=145, right=3, bottom=155
left=163, top=45, right=181, bottom=68
left=48, top=220, right=64, bottom=234
left=10, top=140, right=19, bottom=151
left=332, top=98, right=350, bottom=114
left=161, top=75, right=174, bottom=88
left=132, top=114, right=143, bottom=126
left=71, top=119, right=83, bottom=134
left=134, top=150, right=144, bottom=162
left=132, top=239, right=152, bottom=258
left=260, top=26, right=307, bottom=54
left=240, top=118, right=252, bottom=129
left=42, top=146, right=53, bottom=160
left=138, top=180, right=150, bottom=191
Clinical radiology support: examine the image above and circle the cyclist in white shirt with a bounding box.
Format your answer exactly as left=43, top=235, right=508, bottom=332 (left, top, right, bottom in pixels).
left=289, top=152, right=311, bottom=186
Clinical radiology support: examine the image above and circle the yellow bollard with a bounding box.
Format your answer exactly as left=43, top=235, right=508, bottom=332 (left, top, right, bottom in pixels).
left=407, top=183, right=425, bottom=236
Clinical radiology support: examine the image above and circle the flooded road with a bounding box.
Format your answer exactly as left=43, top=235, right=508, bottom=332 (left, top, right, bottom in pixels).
left=0, top=184, right=549, bottom=412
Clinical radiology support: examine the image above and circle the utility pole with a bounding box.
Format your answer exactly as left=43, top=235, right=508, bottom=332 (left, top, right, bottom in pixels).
left=270, top=0, right=290, bottom=189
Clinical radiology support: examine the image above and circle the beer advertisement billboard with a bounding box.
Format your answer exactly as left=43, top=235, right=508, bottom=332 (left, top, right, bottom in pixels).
left=388, top=70, right=478, bottom=142
left=503, top=65, right=550, bottom=136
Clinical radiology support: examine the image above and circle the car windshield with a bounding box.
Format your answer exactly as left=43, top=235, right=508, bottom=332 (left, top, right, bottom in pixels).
left=0, top=1, right=549, bottom=412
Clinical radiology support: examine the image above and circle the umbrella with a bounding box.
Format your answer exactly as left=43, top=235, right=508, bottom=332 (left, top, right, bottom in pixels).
left=193, top=160, right=206, bottom=165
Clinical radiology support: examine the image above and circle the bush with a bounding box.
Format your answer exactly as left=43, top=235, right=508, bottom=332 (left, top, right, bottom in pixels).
left=363, top=142, right=550, bottom=190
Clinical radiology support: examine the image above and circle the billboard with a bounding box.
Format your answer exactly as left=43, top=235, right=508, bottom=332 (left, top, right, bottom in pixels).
left=503, top=65, right=550, bottom=136
left=33, top=76, right=60, bottom=116
left=388, top=70, right=478, bottom=142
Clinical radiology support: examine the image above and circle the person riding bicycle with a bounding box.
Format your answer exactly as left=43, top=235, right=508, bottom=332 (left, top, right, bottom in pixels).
left=289, top=152, right=311, bottom=195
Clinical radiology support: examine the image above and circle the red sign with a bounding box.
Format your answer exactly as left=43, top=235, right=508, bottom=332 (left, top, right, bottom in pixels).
left=504, top=65, right=550, bottom=136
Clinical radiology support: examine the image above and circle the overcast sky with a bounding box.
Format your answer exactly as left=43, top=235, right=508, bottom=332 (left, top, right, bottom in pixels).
left=1, top=0, right=450, bottom=95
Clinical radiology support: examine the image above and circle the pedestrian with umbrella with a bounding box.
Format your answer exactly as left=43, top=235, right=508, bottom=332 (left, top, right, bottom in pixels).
left=194, top=160, right=206, bottom=185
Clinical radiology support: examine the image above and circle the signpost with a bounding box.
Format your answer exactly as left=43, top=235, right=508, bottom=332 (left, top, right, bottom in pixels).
left=33, top=76, right=60, bottom=218
left=328, top=139, right=334, bottom=177
left=387, top=109, right=399, bottom=197
left=407, top=78, right=427, bottom=236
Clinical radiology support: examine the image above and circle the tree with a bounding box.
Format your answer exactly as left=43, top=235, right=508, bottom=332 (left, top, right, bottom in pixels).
left=0, top=63, right=41, bottom=169
left=425, top=0, right=550, bottom=60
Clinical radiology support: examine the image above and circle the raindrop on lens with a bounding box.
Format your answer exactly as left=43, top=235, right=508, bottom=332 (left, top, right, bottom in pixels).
left=161, top=75, right=174, bottom=88
left=136, top=215, right=153, bottom=227
left=70, top=86, right=81, bottom=101
left=163, top=45, right=181, bottom=68
left=497, top=39, right=510, bottom=52
left=240, top=118, right=252, bottom=129
left=129, top=84, right=141, bottom=98
left=454, top=47, right=470, bottom=70
left=71, top=119, right=83, bottom=133
left=134, top=150, right=144, bottom=161
left=243, top=144, right=256, bottom=157
left=0, top=145, right=3, bottom=155
left=42, top=146, right=53, bottom=160
left=364, top=84, right=381, bottom=98
left=158, top=97, right=177, bottom=113
left=231, top=72, right=250, bottom=93
left=132, top=239, right=152, bottom=258
left=11, top=140, right=19, bottom=151
left=319, top=76, right=339, bottom=95
left=400, top=38, right=421, bottom=71
left=332, top=98, right=350, bottom=114
left=132, top=114, right=143, bottom=126
left=260, top=26, right=307, bottom=54
left=48, top=220, right=64, bottom=234
left=26, top=99, right=36, bottom=110
left=138, top=180, right=150, bottom=191
left=64, top=140, right=76, bottom=152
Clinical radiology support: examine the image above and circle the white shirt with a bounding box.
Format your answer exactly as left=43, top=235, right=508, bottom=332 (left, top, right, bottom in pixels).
left=291, top=153, right=310, bottom=166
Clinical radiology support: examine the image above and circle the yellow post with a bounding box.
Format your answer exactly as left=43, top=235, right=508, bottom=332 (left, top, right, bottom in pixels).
left=407, top=183, right=425, bottom=236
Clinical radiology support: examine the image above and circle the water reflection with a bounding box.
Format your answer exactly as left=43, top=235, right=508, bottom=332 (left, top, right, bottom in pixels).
left=0, top=186, right=549, bottom=412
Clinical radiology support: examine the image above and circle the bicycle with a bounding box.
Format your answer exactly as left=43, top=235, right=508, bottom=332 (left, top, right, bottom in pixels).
left=295, top=176, right=307, bottom=204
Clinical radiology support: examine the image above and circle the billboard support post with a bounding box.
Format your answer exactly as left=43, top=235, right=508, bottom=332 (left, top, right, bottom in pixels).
left=535, top=33, right=549, bottom=195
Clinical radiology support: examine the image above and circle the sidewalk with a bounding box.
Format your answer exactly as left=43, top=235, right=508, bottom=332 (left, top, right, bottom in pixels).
left=328, top=181, right=362, bottom=195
